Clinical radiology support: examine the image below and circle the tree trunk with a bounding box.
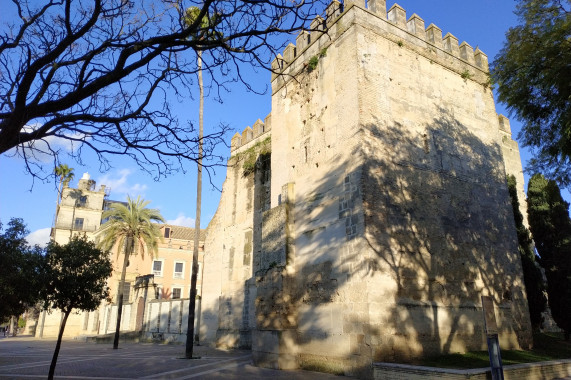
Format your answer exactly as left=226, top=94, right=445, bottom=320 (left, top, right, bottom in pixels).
left=69, top=199, right=77, bottom=240
left=53, top=180, right=62, bottom=230
left=48, top=310, right=70, bottom=380
left=186, top=50, right=203, bottom=359
left=9, top=316, right=15, bottom=337
left=114, top=236, right=132, bottom=349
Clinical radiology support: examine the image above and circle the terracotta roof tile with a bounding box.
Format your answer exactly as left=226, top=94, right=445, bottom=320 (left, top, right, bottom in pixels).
left=156, top=223, right=206, bottom=241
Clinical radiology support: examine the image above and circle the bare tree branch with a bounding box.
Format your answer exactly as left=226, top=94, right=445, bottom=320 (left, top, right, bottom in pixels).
left=0, top=0, right=327, bottom=180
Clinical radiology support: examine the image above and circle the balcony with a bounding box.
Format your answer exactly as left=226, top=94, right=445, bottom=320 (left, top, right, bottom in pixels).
left=53, top=222, right=98, bottom=232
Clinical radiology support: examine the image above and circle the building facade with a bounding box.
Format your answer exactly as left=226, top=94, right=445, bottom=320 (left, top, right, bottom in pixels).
left=32, top=2, right=534, bottom=377
left=51, top=172, right=107, bottom=244
left=200, top=1, right=533, bottom=378
left=37, top=176, right=205, bottom=339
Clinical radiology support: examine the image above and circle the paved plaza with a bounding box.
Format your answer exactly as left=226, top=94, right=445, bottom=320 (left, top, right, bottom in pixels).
left=0, top=336, right=351, bottom=379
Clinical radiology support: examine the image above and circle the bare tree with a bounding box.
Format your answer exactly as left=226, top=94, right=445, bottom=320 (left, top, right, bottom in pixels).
left=0, top=0, right=326, bottom=179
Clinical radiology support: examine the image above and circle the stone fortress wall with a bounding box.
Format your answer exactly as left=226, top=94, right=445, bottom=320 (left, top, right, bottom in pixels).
left=202, top=1, right=532, bottom=378
left=200, top=116, right=272, bottom=348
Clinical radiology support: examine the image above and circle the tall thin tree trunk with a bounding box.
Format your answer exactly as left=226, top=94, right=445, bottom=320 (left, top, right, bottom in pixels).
left=9, top=316, right=15, bottom=337
left=69, top=199, right=77, bottom=240
left=114, top=237, right=132, bottom=349
left=54, top=180, right=62, bottom=230
left=186, top=50, right=203, bottom=359
left=48, top=310, right=70, bottom=380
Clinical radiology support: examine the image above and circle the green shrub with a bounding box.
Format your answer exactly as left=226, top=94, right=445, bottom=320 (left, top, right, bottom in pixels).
left=308, top=56, right=319, bottom=72
left=461, top=70, right=472, bottom=80
left=234, top=137, right=271, bottom=176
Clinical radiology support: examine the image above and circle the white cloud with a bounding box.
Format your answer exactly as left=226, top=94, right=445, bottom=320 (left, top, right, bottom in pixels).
left=167, top=213, right=195, bottom=227
left=11, top=124, right=86, bottom=163
left=26, top=228, right=51, bottom=247
left=96, top=169, right=148, bottom=199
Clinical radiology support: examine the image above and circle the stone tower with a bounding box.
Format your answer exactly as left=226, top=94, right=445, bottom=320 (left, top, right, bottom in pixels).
left=51, top=172, right=107, bottom=244
left=202, top=1, right=532, bottom=378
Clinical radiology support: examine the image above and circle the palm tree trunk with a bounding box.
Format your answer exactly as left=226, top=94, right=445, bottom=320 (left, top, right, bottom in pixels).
left=70, top=199, right=77, bottom=240
left=114, top=237, right=132, bottom=349
left=54, top=180, right=62, bottom=230
left=48, top=310, right=70, bottom=380
left=186, top=50, right=203, bottom=359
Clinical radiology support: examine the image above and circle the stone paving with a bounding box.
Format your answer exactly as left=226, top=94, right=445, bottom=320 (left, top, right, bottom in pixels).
left=0, top=336, right=352, bottom=379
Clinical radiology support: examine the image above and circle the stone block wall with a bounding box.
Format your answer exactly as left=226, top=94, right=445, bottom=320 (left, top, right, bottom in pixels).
left=202, top=127, right=272, bottom=349
left=265, top=0, right=531, bottom=376
left=201, top=1, right=533, bottom=378
left=373, top=360, right=571, bottom=380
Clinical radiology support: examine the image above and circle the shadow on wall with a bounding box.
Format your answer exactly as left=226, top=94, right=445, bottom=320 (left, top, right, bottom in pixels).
left=249, top=106, right=531, bottom=377
left=357, top=108, right=530, bottom=361
left=134, top=107, right=531, bottom=377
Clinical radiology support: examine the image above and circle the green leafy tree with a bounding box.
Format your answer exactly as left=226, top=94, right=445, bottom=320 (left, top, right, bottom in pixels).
left=43, top=236, right=112, bottom=380
left=527, top=173, right=571, bottom=340
left=492, top=0, right=571, bottom=185
left=507, top=175, right=547, bottom=329
left=0, top=218, right=45, bottom=323
left=97, top=196, right=164, bottom=349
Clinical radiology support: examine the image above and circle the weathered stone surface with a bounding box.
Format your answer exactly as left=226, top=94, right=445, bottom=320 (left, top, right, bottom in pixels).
left=202, top=3, right=533, bottom=379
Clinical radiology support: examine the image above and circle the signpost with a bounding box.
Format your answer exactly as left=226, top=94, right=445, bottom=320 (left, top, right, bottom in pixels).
left=482, top=296, right=504, bottom=380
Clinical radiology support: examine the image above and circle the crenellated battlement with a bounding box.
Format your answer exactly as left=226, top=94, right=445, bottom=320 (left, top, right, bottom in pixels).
left=271, top=1, right=489, bottom=85
left=230, top=114, right=272, bottom=154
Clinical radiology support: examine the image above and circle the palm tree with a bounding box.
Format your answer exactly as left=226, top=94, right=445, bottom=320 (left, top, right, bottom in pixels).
left=97, top=196, right=164, bottom=349
left=53, top=164, right=75, bottom=235
left=54, top=164, right=74, bottom=204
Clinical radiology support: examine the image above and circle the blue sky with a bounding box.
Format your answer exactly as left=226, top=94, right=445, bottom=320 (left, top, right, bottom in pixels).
left=0, top=1, right=531, bottom=246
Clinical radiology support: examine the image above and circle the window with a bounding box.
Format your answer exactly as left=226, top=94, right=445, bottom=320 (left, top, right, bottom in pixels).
left=155, top=286, right=162, bottom=300
left=74, top=218, right=84, bottom=230
left=119, top=281, right=131, bottom=302
left=78, top=196, right=87, bottom=207
left=152, top=260, right=163, bottom=277
left=174, top=262, right=184, bottom=279
left=172, top=287, right=182, bottom=299
left=164, top=227, right=171, bottom=238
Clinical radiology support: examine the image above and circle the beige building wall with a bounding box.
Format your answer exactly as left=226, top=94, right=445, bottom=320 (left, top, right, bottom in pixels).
left=38, top=176, right=206, bottom=339
left=204, top=1, right=532, bottom=378
left=39, top=173, right=108, bottom=338
left=105, top=224, right=205, bottom=305
left=51, top=173, right=107, bottom=245
left=202, top=124, right=271, bottom=347
left=498, top=115, right=530, bottom=228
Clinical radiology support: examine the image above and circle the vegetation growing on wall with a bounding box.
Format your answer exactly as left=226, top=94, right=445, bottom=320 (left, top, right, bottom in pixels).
left=461, top=70, right=472, bottom=80
left=307, top=48, right=328, bottom=73
left=307, top=56, right=319, bottom=72
left=234, top=137, right=271, bottom=176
